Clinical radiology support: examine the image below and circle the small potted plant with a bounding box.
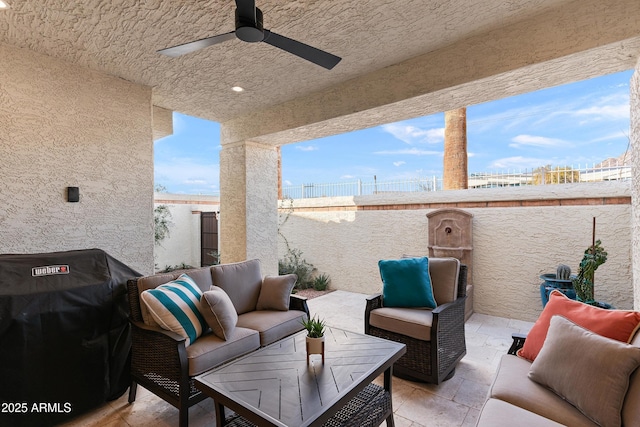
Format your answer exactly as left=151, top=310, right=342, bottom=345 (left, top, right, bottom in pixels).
left=302, top=315, right=326, bottom=364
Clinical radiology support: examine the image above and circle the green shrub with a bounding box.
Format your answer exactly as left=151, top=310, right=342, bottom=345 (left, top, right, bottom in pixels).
left=158, top=263, right=194, bottom=273
left=313, top=273, right=331, bottom=291
left=278, top=248, right=316, bottom=289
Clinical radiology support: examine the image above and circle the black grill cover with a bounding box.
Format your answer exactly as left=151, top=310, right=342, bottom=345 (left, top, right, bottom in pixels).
left=0, top=249, right=141, bottom=426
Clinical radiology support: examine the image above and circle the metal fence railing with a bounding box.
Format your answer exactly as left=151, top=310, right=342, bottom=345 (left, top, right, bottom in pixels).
left=281, top=162, right=631, bottom=199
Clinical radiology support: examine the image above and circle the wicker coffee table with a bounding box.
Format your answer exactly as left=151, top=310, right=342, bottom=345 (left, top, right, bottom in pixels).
left=195, top=327, right=406, bottom=427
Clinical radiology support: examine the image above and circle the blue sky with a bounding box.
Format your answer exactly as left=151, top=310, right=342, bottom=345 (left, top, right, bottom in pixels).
left=154, top=69, right=633, bottom=194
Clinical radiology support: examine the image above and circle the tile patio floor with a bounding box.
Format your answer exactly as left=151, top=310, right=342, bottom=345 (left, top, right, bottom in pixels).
left=61, top=290, right=534, bottom=427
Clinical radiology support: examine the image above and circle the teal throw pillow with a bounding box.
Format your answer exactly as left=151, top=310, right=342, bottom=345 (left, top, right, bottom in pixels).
left=379, top=257, right=437, bottom=308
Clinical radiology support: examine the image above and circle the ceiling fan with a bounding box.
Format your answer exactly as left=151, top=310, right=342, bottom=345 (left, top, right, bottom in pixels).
left=158, top=0, right=342, bottom=70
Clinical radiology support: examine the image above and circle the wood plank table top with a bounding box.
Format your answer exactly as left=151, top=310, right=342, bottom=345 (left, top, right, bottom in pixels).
left=195, top=327, right=406, bottom=427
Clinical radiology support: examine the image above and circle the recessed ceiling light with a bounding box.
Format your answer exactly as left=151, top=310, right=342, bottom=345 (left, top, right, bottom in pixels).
left=0, top=1, right=10, bottom=9
left=231, top=86, right=244, bottom=92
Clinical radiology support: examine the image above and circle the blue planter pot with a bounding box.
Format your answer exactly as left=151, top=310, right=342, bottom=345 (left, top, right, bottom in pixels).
left=539, top=274, right=576, bottom=308
left=576, top=298, right=614, bottom=309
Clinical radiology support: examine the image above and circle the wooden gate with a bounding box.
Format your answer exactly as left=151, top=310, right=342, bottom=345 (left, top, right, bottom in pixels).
left=201, top=212, right=219, bottom=266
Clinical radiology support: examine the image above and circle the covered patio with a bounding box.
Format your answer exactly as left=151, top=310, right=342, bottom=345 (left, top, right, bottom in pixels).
left=2, top=0, right=640, bottom=425
left=2, top=1, right=640, bottom=297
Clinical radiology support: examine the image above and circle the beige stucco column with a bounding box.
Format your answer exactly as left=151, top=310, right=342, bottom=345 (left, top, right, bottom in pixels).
left=631, top=60, right=640, bottom=311
left=219, top=140, right=279, bottom=275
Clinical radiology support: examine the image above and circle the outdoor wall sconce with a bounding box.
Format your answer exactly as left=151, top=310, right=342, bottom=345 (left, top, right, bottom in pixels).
left=67, top=187, right=79, bottom=203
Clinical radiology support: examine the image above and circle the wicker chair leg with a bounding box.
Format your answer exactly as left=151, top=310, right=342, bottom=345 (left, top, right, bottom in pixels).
left=444, top=368, right=455, bottom=381
left=179, top=406, right=189, bottom=427
left=128, top=381, right=137, bottom=403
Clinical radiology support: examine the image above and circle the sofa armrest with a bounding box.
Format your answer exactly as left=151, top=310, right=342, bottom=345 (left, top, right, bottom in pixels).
left=431, top=296, right=467, bottom=334
left=508, top=333, right=527, bottom=355
left=131, top=320, right=186, bottom=342
left=431, top=296, right=467, bottom=379
left=364, top=294, right=383, bottom=334
left=289, top=294, right=310, bottom=317
left=129, top=320, right=189, bottom=386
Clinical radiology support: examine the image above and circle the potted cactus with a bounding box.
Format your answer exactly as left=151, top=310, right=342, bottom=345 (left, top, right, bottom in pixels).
left=539, top=264, right=577, bottom=307
left=572, top=239, right=609, bottom=307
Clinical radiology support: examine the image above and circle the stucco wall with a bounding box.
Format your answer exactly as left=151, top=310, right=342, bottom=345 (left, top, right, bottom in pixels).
left=632, top=61, right=640, bottom=311
left=0, top=43, right=154, bottom=274
left=154, top=193, right=219, bottom=270
left=278, top=182, right=633, bottom=322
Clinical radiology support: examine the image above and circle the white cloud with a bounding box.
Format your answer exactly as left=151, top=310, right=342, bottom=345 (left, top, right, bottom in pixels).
left=382, top=123, right=445, bottom=144
left=284, top=180, right=293, bottom=186
left=374, top=148, right=442, bottom=156
left=509, top=134, right=569, bottom=148
left=393, top=161, right=406, bottom=167
left=184, top=179, right=207, bottom=185
left=340, top=174, right=355, bottom=179
left=489, top=156, right=551, bottom=169
left=296, top=145, right=319, bottom=151
left=574, top=104, right=629, bottom=120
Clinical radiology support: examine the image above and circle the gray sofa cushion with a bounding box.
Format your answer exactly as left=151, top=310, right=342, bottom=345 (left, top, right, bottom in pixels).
left=186, top=327, right=260, bottom=376
left=427, top=257, right=460, bottom=304
left=201, top=286, right=238, bottom=340
left=369, top=307, right=432, bottom=341
left=211, top=259, right=263, bottom=315
left=623, top=331, right=640, bottom=426
left=528, top=315, right=640, bottom=427
left=257, top=274, right=297, bottom=311
left=489, top=354, right=597, bottom=427
left=237, top=310, right=307, bottom=346
left=477, top=398, right=564, bottom=427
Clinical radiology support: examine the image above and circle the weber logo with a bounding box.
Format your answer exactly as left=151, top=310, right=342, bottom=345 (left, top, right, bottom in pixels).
left=32, top=265, right=70, bottom=277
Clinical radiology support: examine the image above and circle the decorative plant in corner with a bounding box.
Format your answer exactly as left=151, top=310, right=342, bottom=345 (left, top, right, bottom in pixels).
left=302, top=315, right=326, bottom=364
left=572, top=239, right=607, bottom=306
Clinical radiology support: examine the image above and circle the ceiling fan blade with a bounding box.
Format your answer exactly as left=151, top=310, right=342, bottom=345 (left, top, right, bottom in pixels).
left=158, top=31, right=236, bottom=57
left=263, top=30, right=341, bottom=70
left=235, top=0, right=256, bottom=20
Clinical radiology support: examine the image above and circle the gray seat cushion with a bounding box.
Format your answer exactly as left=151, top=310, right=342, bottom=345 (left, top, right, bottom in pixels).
left=237, top=310, right=307, bottom=346
left=369, top=307, right=432, bottom=341
left=489, top=354, right=597, bottom=427
left=186, top=327, right=260, bottom=376
left=477, top=398, right=564, bottom=427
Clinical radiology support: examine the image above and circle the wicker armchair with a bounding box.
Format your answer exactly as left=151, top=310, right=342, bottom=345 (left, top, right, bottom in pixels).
left=127, top=266, right=310, bottom=427
left=364, top=258, right=467, bottom=384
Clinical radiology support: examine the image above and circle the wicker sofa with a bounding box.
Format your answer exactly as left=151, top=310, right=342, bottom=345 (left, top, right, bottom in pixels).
left=127, top=259, right=309, bottom=427
left=364, top=257, right=467, bottom=384
left=477, top=312, right=640, bottom=426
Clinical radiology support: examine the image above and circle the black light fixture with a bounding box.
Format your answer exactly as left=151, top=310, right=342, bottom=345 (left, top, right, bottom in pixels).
left=67, top=187, right=79, bottom=203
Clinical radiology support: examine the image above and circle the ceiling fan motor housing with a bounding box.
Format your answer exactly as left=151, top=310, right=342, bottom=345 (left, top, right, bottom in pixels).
left=235, top=7, right=264, bottom=42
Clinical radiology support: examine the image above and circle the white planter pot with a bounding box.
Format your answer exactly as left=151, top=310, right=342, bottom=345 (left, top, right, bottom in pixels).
left=306, top=336, right=325, bottom=364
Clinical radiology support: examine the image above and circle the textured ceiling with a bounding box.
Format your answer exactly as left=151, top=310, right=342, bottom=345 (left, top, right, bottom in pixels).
left=0, top=0, right=572, bottom=124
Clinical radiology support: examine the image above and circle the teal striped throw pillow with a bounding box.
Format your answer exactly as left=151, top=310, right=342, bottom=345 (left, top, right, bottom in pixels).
left=140, top=273, right=208, bottom=346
